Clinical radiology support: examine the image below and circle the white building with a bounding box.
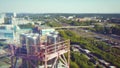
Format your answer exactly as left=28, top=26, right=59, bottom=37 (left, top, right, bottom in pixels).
left=67, top=16, right=74, bottom=20
left=0, top=24, right=32, bottom=44
left=0, top=25, right=15, bottom=42
left=0, top=13, right=5, bottom=24
left=40, top=28, right=55, bottom=36
left=5, top=12, right=16, bottom=18
left=14, top=18, right=33, bottom=25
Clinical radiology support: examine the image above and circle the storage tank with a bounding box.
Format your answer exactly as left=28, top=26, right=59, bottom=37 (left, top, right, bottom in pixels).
left=34, top=33, right=40, bottom=45
left=47, top=32, right=58, bottom=44
left=26, top=33, right=40, bottom=55
left=47, top=32, right=59, bottom=53
left=20, top=33, right=29, bottom=46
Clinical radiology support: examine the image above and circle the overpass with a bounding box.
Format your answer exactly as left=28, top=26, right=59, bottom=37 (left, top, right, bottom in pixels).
left=41, top=25, right=94, bottom=29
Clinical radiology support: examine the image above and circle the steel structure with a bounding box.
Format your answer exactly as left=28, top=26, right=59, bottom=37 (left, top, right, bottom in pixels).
left=8, top=39, right=70, bottom=68
left=8, top=25, right=93, bottom=68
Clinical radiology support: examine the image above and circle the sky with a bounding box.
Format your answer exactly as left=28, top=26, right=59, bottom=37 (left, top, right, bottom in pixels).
left=0, top=0, right=120, bottom=13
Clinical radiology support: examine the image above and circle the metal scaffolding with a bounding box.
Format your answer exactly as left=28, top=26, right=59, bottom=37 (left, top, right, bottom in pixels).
left=8, top=39, right=70, bottom=68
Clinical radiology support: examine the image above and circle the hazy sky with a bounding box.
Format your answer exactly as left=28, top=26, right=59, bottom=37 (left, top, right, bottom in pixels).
left=0, top=0, right=120, bottom=13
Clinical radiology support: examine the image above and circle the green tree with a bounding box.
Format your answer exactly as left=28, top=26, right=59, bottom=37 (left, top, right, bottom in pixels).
left=70, top=61, right=79, bottom=68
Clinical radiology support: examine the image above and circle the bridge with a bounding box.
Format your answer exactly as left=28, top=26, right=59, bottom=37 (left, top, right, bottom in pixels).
left=41, top=25, right=94, bottom=29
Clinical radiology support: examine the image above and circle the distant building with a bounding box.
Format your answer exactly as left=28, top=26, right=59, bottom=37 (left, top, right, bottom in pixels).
left=0, top=12, right=35, bottom=43
left=0, top=25, right=15, bottom=42
left=35, top=21, right=45, bottom=25
left=40, top=28, right=55, bottom=36
left=0, top=13, right=5, bottom=24
left=5, top=12, right=16, bottom=18
left=4, top=17, right=33, bottom=25
left=15, top=18, right=32, bottom=25
left=0, top=24, right=32, bottom=43
left=4, top=12, right=16, bottom=24
left=67, top=15, right=75, bottom=20
left=76, top=17, right=92, bottom=22
left=4, top=17, right=14, bottom=24
left=75, top=17, right=100, bottom=22
left=60, top=16, right=66, bottom=19
left=109, top=18, right=120, bottom=23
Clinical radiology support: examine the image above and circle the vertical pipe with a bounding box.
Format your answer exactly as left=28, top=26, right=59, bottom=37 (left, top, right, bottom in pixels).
left=45, top=42, right=47, bottom=68
left=34, top=38, right=36, bottom=51
left=26, top=37, right=30, bottom=68
left=26, top=37, right=29, bottom=55
left=54, top=36, right=56, bottom=52
left=68, top=40, right=70, bottom=68
left=34, top=38, right=38, bottom=68
left=53, top=35, right=57, bottom=68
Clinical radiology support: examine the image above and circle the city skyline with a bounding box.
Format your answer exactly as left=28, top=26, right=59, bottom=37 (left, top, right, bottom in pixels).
left=0, top=0, right=120, bottom=13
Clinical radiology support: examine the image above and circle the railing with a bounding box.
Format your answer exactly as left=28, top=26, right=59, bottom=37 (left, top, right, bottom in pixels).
left=46, top=40, right=69, bottom=54
left=8, top=40, right=70, bottom=60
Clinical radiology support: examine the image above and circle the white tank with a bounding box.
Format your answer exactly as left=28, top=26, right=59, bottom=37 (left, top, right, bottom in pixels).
left=26, top=34, right=41, bottom=54
left=20, top=33, right=29, bottom=46
left=47, top=34, right=58, bottom=44
left=19, top=33, right=42, bottom=54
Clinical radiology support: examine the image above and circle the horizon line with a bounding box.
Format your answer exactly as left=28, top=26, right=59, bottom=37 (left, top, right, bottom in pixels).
left=1, top=12, right=120, bottom=14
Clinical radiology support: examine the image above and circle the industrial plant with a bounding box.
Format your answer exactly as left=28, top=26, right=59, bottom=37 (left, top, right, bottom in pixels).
left=8, top=27, right=70, bottom=68
left=0, top=12, right=119, bottom=68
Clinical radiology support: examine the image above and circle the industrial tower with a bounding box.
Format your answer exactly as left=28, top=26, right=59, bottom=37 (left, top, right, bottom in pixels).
left=8, top=30, right=70, bottom=68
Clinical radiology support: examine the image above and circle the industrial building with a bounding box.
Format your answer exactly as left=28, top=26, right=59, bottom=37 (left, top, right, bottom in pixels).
left=0, top=25, right=15, bottom=42
left=0, top=24, right=32, bottom=43
left=0, top=12, right=33, bottom=43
